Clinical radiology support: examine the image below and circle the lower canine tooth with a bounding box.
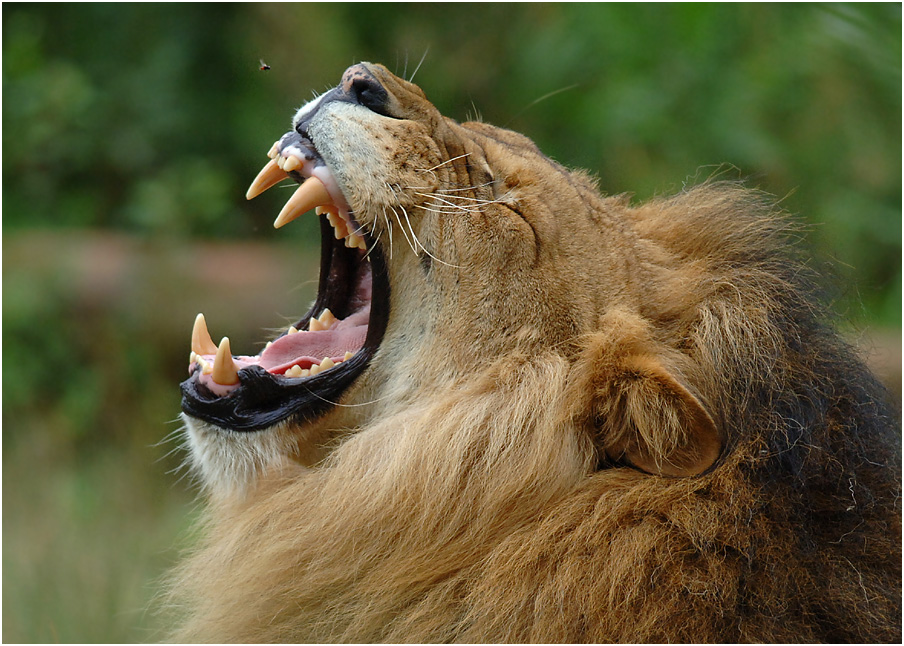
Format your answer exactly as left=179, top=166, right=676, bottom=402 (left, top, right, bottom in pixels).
left=212, top=337, right=240, bottom=385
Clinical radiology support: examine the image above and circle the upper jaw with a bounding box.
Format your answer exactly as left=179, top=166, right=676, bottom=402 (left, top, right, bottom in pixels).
left=179, top=122, right=391, bottom=433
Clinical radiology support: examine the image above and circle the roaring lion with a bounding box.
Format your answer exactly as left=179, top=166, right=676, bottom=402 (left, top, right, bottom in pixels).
left=170, top=63, right=901, bottom=642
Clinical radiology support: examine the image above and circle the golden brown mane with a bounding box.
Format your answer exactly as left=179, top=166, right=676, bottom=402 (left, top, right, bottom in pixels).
left=167, top=64, right=901, bottom=643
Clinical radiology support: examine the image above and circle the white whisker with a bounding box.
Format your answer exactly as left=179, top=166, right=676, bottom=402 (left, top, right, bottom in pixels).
left=408, top=47, right=429, bottom=84
left=417, top=153, right=472, bottom=174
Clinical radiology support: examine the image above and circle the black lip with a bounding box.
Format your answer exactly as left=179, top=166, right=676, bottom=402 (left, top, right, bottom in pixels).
left=180, top=216, right=390, bottom=432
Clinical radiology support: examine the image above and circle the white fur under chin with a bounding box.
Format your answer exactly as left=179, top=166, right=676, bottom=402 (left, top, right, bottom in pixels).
left=181, top=413, right=299, bottom=501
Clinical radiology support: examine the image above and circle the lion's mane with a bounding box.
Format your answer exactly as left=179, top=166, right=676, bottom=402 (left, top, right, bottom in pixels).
left=166, top=182, right=900, bottom=643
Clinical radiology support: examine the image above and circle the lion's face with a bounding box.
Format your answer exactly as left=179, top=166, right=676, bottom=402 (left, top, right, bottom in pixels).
left=181, top=63, right=720, bottom=498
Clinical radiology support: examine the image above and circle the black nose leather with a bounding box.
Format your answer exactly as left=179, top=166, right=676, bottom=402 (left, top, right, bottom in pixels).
left=340, top=64, right=390, bottom=115
left=296, top=64, right=391, bottom=135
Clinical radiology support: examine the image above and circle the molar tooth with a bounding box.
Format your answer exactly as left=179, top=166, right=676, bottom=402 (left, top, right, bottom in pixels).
left=246, top=158, right=287, bottom=200
left=191, top=313, right=219, bottom=355
left=212, top=337, right=240, bottom=385
left=344, top=351, right=355, bottom=361
left=273, top=176, right=332, bottom=229
left=319, top=357, right=335, bottom=371
left=309, top=363, right=322, bottom=376
left=346, top=232, right=366, bottom=249
left=318, top=308, right=337, bottom=327
left=285, top=365, right=304, bottom=378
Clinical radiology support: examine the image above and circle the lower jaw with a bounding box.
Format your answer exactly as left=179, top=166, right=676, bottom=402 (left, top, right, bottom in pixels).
left=180, top=221, right=390, bottom=433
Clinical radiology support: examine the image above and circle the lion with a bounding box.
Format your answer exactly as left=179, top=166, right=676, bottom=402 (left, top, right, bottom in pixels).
left=169, top=63, right=901, bottom=642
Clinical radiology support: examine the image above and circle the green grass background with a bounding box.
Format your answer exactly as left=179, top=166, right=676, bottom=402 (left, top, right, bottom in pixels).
left=3, top=3, right=900, bottom=641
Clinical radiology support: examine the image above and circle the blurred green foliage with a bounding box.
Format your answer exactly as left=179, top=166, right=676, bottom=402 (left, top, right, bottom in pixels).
left=2, top=3, right=900, bottom=642
left=3, top=3, right=901, bottom=321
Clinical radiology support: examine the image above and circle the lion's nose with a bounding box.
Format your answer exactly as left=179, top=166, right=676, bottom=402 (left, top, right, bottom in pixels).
left=339, top=63, right=391, bottom=116
left=295, top=64, right=393, bottom=136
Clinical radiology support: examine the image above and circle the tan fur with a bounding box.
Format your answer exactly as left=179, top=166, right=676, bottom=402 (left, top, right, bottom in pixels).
left=166, top=64, right=901, bottom=642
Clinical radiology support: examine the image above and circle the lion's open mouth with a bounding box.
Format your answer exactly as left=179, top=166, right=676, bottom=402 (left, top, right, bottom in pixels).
left=180, top=131, right=390, bottom=432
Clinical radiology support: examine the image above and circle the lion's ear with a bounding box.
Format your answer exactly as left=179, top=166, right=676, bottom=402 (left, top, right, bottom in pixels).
left=572, top=314, right=723, bottom=478
left=596, top=354, right=721, bottom=477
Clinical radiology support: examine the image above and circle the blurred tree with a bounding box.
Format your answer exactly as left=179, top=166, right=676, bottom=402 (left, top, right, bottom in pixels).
left=3, top=2, right=899, bottom=318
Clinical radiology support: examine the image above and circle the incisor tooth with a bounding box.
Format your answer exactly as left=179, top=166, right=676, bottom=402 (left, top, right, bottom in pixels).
left=246, top=158, right=287, bottom=200
left=273, top=176, right=332, bottom=229
left=212, top=337, right=240, bottom=385
left=283, top=155, right=301, bottom=172
left=192, top=313, right=219, bottom=355
left=267, top=142, right=279, bottom=159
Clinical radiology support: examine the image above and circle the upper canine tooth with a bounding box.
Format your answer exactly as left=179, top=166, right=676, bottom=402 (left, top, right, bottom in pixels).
left=273, top=176, right=332, bottom=229
left=246, top=158, right=287, bottom=200
left=191, top=313, right=219, bottom=355
left=212, top=337, right=240, bottom=385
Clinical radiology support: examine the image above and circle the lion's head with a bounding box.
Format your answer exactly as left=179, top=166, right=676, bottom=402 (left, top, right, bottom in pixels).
left=182, top=63, right=723, bottom=495
left=172, top=64, right=900, bottom=642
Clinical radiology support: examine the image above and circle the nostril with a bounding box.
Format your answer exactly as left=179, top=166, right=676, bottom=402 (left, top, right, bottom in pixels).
left=351, top=78, right=391, bottom=116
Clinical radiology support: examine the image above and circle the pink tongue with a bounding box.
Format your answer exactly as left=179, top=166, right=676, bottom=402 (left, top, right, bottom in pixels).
left=259, top=308, right=369, bottom=372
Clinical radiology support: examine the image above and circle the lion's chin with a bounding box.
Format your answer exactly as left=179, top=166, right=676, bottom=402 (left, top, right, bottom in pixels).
left=179, top=136, right=391, bottom=433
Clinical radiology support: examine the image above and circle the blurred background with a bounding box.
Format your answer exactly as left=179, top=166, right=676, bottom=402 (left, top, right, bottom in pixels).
left=3, top=3, right=900, bottom=641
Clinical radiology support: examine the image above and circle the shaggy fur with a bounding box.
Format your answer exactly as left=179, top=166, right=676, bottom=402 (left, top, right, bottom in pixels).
left=166, top=64, right=901, bottom=642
